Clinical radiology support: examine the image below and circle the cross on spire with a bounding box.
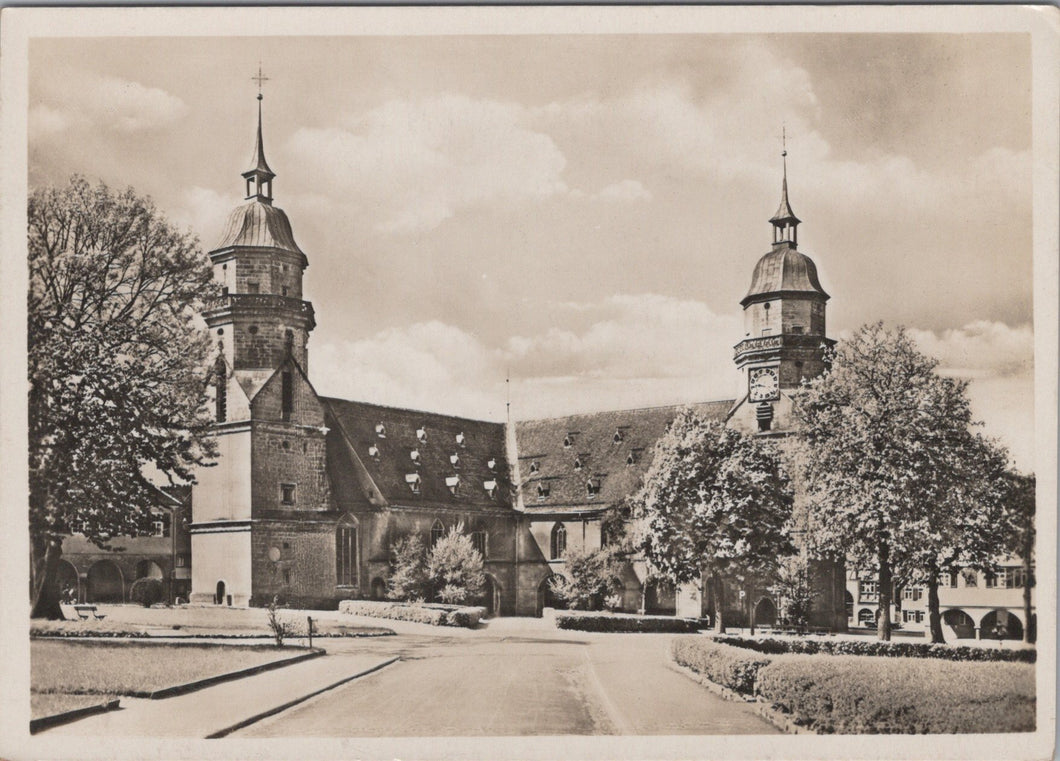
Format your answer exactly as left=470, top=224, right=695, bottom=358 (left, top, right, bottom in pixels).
left=252, top=64, right=269, bottom=100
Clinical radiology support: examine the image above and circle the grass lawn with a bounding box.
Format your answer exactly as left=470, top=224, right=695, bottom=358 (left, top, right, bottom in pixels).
left=32, top=640, right=306, bottom=697
left=31, top=692, right=117, bottom=720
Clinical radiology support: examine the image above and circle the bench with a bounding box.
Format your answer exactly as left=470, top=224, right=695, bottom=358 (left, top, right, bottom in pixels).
left=73, top=604, right=106, bottom=621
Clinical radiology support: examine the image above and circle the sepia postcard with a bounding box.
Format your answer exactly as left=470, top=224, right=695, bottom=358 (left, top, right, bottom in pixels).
left=1, top=5, right=1057, bottom=761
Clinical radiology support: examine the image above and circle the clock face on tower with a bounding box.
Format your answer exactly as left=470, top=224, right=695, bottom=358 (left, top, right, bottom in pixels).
left=749, top=366, right=780, bottom=402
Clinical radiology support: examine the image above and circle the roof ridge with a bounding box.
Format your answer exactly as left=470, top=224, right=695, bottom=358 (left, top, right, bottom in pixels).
left=320, top=396, right=504, bottom=426
left=514, top=398, right=735, bottom=424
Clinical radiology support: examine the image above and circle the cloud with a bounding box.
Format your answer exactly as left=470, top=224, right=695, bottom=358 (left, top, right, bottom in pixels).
left=908, top=320, right=1034, bottom=378
left=168, top=186, right=243, bottom=244
left=595, top=179, right=652, bottom=203
left=286, top=93, right=569, bottom=233
left=33, top=71, right=187, bottom=136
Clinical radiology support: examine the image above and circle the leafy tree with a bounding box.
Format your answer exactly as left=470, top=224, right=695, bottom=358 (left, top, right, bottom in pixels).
left=792, top=322, right=1012, bottom=641
left=386, top=534, right=429, bottom=601
left=1002, top=472, right=1036, bottom=643
left=28, top=177, right=218, bottom=619
left=548, top=546, right=625, bottom=611
left=427, top=525, right=485, bottom=604
left=631, top=409, right=794, bottom=632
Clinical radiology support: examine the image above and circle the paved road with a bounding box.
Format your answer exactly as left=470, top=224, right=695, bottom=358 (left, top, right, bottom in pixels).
left=237, top=628, right=777, bottom=737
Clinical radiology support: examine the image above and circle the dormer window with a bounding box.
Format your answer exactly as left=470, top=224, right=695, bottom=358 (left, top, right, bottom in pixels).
left=626, top=451, right=636, bottom=466
left=375, top=423, right=386, bottom=438
left=487, top=457, right=497, bottom=471
left=483, top=479, right=497, bottom=498
left=450, top=453, right=460, bottom=468
left=405, top=473, right=421, bottom=494
left=586, top=478, right=601, bottom=497
left=563, top=434, right=574, bottom=449
left=445, top=475, right=460, bottom=495
left=368, top=444, right=380, bottom=460
left=416, top=427, right=428, bottom=444
left=529, top=461, right=539, bottom=474
left=537, top=482, right=551, bottom=499
left=410, top=449, right=421, bottom=465
left=612, top=430, right=624, bottom=444
left=455, top=432, right=466, bottom=447
left=573, top=457, right=583, bottom=471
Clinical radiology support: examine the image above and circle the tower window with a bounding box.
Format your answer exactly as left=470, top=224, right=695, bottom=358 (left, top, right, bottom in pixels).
left=248, top=325, right=259, bottom=335
left=280, top=483, right=296, bottom=505
left=281, top=371, right=293, bottom=421
left=282, top=286, right=289, bottom=297
left=284, top=330, right=294, bottom=354
left=282, top=569, right=291, bottom=584
left=792, top=326, right=804, bottom=335
left=214, top=358, right=227, bottom=423
left=247, top=281, right=260, bottom=294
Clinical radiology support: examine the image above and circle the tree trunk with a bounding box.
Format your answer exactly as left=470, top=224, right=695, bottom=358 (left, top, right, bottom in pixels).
left=876, top=542, right=892, bottom=641
left=713, top=575, right=726, bottom=634
left=31, top=535, right=65, bottom=620
left=927, top=568, right=945, bottom=644
left=1022, top=548, right=1033, bottom=644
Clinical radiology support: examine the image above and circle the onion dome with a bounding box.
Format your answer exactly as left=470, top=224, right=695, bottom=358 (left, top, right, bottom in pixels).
left=741, top=246, right=828, bottom=306
left=215, top=201, right=305, bottom=257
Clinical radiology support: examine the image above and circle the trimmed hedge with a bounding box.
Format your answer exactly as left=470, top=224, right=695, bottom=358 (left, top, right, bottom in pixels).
left=338, top=600, right=484, bottom=628
left=556, top=612, right=702, bottom=633
left=756, top=656, right=1036, bottom=734
left=671, top=636, right=773, bottom=695
left=717, top=634, right=1036, bottom=663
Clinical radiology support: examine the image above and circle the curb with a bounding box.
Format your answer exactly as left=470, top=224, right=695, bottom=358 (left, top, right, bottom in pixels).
left=148, top=648, right=325, bottom=699
left=206, top=655, right=401, bottom=738
left=666, top=655, right=818, bottom=735
left=30, top=698, right=121, bottom=734
left=32, top=630, right=396, bottom=640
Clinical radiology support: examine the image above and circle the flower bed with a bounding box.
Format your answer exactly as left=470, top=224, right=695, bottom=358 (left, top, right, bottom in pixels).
left=756, top=656, right=1036, bottom=734
left=338, top=600, right=484, bottom=628
left=671, top=636, right=772, bottom=694
left=555, top=611, right=702, bottom=633
left=716, top=634, right=1036, bottom=663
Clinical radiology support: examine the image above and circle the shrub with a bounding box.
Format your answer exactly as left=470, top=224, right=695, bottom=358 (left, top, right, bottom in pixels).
left=756, top=656, right=1036, bottom=733
left=671, top=636, right=773, bottom=695
left=427, top=526, right=485, bottom=604
left=556, top=612, right=702, bottom=634
left=129, top=578, right=164, bottom=608
left=716, top=635, right=1036, bottom=663
left=387, top=535, right=430, bottom=601
left=266, top=595, right=296, bottom=647
left=548, top=546, right=625, bottom=611
left=338, top=600, right=483, bottom=628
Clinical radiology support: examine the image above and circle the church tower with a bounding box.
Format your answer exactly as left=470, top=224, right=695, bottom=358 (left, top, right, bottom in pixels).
left=190, top=84, right=329, bottom=607
left=731, top=147, right=834, bottom=434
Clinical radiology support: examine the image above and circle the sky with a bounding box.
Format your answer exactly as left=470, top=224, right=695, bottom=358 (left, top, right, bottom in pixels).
left=28, top=33, right=1035, bottom=470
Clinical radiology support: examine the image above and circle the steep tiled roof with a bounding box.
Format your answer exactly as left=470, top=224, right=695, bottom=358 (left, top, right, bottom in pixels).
left=215, top=201, right=305, bottom=256
left=322, top=397, right=512, bottom=512
left=513, top=401, right=733, bottom=513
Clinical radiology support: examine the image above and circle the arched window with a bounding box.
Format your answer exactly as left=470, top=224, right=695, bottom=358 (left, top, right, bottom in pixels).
left=550, top=522, right=567, bottom=560
left=214, top=357, right=227, bottom=422
left=431, top=520, right=445, bottom=547
left=336, top=515, right=358, bottom=587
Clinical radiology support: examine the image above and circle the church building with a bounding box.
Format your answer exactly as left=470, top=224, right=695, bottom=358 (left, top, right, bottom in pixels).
left=187, top=94, right=846, bottom=625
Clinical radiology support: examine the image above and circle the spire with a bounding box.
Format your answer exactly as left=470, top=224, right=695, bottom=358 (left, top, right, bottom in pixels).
left=769, top=127, right=800, bottom=246
left=242, top=65, right=276, bottom=204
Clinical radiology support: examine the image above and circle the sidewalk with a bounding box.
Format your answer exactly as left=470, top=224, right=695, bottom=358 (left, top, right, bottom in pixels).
left=43, top=651, right=398, bottom=737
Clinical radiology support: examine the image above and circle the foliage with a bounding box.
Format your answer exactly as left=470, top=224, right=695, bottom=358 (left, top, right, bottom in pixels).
left=386, top=534, right=430, bottom=602
left=1002, top=472, right=1036, bottom=643
left=791, top=323, right=1013, bottom=640
left=266, top=596, right=295, bottom=647
left=338, top=600, right=484, bottom=628
left=769, top=556, right=818, bottom=630
left=715, top=635, right=1036, bottom=663
left=427, top=525, right=486, bottom=604
left=129, top=578, right=164, bottom=608
left=28, top=177, right=219, bottom=618
left=599, top=497, right=636, bottom=557
left=548, top=546, right=625, bottom=611
left=631, top=409, right=794, bottom=631
left=755, top=656, right=1035, bottom=733
left=555, top=612, right=701, bottom=633
left=671, top=636, right=773, bottom=695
